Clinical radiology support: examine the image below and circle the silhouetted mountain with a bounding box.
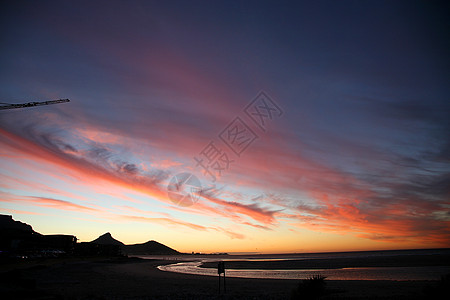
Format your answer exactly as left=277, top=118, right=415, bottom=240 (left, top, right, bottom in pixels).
left=90, top=232, right=124, bottom=246
left=0, top=215, right=36, bottom=252
left=0, top=214, right=76, bottom=256
left=0, top=215, right=34, bottom=232
left=124, top=240, right=179, bottom=255
left=89, top=233, right=179, bottom=255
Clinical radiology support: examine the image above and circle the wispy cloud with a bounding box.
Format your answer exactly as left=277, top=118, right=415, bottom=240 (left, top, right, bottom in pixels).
left=0, top=193, right=99, bottom=213
left=199, top=188, right=278, bottom=225
left=119, top=214, right=245, bottom=239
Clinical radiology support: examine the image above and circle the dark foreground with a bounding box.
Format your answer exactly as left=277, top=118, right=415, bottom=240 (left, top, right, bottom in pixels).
left=0, top=257, right=444, bottom=299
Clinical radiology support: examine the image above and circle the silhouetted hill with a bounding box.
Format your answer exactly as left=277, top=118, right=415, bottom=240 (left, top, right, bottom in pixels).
left=0, top=214, right=76, bottom=256
left=0, top=215, right=36, bottom=252
left=124, top=240, right=179, bottom=255
left=0, top=215, right=34, bottom=232
left=90, top=233, right=179, bottom=255
left=90, top=232, right=124, bottom=246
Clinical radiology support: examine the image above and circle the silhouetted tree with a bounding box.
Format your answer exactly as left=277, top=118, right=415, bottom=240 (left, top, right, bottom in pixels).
left=291, top=275, right=326, bottom=300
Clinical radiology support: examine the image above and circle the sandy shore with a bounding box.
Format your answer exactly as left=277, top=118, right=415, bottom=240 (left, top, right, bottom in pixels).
left=0, top=257, right=442, bottom=299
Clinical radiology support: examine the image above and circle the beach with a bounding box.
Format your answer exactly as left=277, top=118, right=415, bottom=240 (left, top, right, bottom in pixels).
left=0, top=256, right=443, bottom=299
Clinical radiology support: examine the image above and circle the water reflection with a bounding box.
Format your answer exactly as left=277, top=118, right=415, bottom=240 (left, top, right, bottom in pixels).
left=157, top=260, right=450, bottom=281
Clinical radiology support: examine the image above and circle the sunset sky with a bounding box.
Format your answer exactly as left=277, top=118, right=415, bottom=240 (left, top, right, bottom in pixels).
left=1, top=1, right=449, bottom=253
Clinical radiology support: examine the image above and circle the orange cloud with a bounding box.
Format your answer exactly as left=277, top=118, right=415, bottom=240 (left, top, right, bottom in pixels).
left=286, top=194, right=450, bottom=247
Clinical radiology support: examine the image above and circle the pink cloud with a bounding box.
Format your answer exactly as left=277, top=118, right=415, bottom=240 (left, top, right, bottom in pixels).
left=199, top=190, right=278, bottom=225
left=120, top=214, right=209, bottom=231
left=0, top=194, right=99, bottom=213
left=119, top=214, right=246, bottom=240
left=0, top=207, right=44, bottom=216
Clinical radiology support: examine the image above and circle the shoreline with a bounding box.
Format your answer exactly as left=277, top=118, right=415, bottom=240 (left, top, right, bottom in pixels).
left=0, top=256, right=444, bottom=299
left=199, top=253, right=450, bottom=270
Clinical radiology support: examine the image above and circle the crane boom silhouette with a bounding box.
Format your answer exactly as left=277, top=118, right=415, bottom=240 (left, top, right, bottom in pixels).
left=0, top=99, right=70, bottom=110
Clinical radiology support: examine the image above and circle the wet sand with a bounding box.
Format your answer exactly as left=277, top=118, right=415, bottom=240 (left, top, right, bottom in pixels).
left=0, top=257, right=442, bottom=299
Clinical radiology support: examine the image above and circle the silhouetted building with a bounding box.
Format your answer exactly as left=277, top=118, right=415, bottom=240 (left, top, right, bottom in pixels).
left=36, top=234, right=77, bottom=255
left=75, top=242, right=122, bottom=256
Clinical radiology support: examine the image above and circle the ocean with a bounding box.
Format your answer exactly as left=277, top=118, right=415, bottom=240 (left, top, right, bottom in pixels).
left=148, top=248, right=450, bottom=281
